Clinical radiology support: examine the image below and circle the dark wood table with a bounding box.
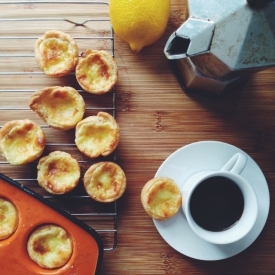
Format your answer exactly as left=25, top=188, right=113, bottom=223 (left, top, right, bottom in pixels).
left=1, top=1, right=274, bottom=274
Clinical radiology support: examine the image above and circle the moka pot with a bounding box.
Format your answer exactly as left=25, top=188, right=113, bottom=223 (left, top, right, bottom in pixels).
left=164, top=0, right=275, bottom=97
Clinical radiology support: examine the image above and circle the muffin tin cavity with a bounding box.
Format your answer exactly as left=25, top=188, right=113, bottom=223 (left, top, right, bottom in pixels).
left=27, top=224, right=73, bottom=269
left=0, top=197, right=19, bottom=241
left=0, top=173, right=103, bottom=275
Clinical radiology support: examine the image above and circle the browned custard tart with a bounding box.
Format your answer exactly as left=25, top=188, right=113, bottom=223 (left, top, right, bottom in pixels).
left=37, top=151, right=80, bottom=195
left=84, top=161, right=126, bottom=203
left=34, top=30, right=79, bottom=77
left=0, top=197, right=19, bottom=240
left=76, top=49, right=118, bottom=94
left=141, top=177, right=182, bottom=220
left=75, top=112, right=120, bottom=158
left=0, top=119, right=46, bottom=165
left=27, top=224, right=73, bottom=269
left=29, top=86, right=85, bottom=130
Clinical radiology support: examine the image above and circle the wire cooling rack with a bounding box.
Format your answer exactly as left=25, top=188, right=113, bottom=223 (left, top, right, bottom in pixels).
left=0, top=1, right=117, bottom=251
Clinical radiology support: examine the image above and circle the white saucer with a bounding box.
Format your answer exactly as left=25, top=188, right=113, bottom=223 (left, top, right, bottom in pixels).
left=154, top=141, right=270, bottom=261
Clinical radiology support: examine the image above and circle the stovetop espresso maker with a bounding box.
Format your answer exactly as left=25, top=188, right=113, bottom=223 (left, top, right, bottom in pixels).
left=164, top=0, right=275, bottom=97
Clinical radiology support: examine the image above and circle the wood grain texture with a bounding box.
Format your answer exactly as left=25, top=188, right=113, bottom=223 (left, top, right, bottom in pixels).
left=1, top=0, right=275, bottom=274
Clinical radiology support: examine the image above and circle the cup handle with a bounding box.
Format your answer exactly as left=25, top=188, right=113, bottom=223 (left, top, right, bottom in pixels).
left=220, top=153, right=247, bottom=175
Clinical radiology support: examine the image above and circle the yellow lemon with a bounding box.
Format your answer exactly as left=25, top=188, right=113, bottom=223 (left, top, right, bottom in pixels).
left=109, top=0, right=171, bottom=53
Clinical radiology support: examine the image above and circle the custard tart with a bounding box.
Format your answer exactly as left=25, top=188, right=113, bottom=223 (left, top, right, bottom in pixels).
left=84, top=161, right=126, bottom=203
left=34, top=30, right=78, bottom=77
left=75, top=112, right=120, bottom=158
left=27, top=224, right=73, bottom=269
left=29, top=86, right=85, bottom=130
left=0, top=119, right=46, bottom=165
left=76, top=49, right=118, bottom=94
left=0, top=197, right=19, bottom=240
left=37, top=151, right=80, bottom=195
left=141, top=177, right=182, bottom=220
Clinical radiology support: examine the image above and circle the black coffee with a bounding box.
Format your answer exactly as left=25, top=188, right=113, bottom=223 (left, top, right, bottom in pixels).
left=190, top=176, right=244, bottom=232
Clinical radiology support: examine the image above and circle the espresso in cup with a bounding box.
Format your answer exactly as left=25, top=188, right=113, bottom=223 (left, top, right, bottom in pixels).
left=181, top=153, right=258, bottom=244
left=189, top=176, right=244, bottom=232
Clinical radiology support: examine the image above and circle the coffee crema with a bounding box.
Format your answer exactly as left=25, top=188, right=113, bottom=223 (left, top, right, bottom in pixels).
left=189, top=176, right=244, bottom=232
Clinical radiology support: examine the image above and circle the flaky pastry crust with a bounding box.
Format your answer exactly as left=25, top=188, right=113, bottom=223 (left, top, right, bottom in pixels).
left=75, top=112, right=120, bottom=158
left=141, top=177, right=182, bottom=220
left=29, top=86, right=85, bottom=130
left=0, top=119, right=46, bottom=165
left=0, top=197, right=19, bottom=240
left=37, top=151, right=80, bottom=195
left=27, top=224, right=73, bottom=269
left=34, top=30, right=79, bottom=77
left=76, top=49, right=118, bottom=94
left=84, top=161, right=126, bottom=203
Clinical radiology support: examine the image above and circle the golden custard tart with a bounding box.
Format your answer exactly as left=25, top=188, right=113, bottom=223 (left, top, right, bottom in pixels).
left=75, top=112, right=120, bottom=158
left=84, top=162, right=126, bottom=203
left=0, top=119, right=46, bottom=165
left=0, top=197, right=19, bottom=240
left=141, top=177, right=182, bottom=221
left=34, top=30, right=79, bottom=77
left=76, top=49, right=118, bottom=94
left=27, top=224, right=73, bottom=269
left=37, top=151, right=80, bottom=195
left=29, top=86, right=85, bottom=130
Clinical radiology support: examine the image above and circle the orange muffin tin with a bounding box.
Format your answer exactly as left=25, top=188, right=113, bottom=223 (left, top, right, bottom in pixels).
left=0, top=173, right=103, bottom=275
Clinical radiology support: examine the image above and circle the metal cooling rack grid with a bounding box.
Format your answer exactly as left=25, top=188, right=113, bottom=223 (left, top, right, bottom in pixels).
left=0, top=0, right=117, bottom=251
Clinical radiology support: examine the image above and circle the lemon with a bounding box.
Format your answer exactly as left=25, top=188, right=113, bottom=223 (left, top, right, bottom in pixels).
left=109, top=0, right=171, bottom=53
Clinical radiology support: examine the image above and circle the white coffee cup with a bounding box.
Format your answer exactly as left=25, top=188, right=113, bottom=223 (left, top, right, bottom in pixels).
left=181, top=153, right=258, bottom=245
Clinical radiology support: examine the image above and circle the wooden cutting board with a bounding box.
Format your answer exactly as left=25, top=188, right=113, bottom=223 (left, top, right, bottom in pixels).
left=1, top=1, right=275, bottom=274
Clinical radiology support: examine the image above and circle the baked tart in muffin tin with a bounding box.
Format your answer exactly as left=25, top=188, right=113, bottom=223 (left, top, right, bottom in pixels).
left=27, top=224, right=73, bottom=269
left=0, top=197, right=19, bottom=241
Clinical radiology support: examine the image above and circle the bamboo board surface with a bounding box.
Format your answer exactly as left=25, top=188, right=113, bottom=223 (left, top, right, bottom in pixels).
left=1, top=1, right=275, bottom=274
